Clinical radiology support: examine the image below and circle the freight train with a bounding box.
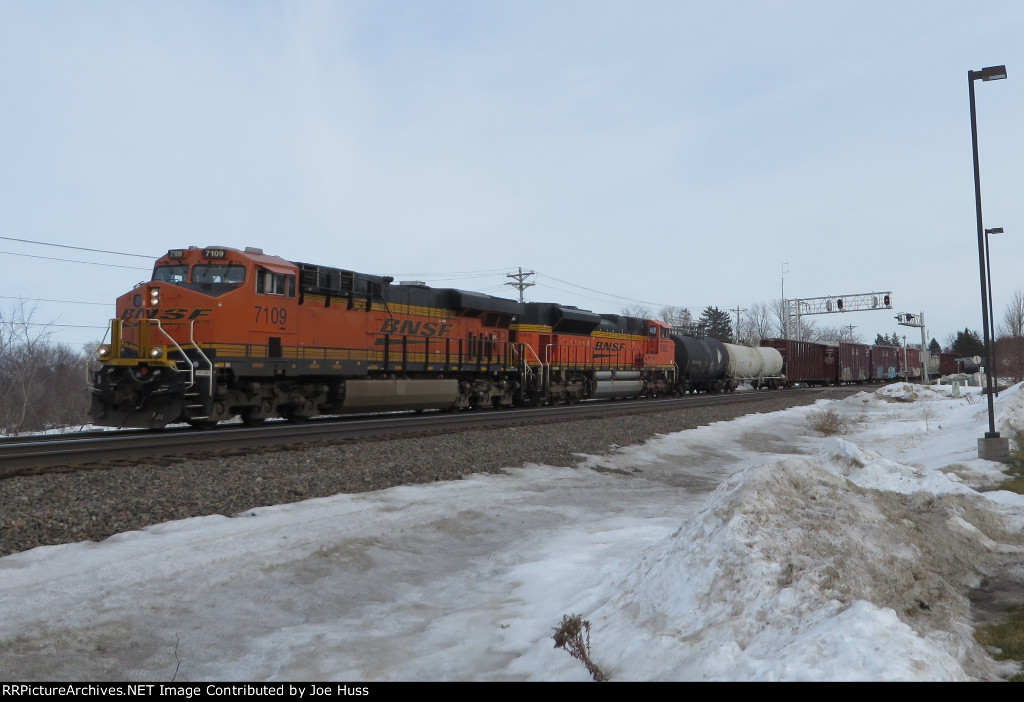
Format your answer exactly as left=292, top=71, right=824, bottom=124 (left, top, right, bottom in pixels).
left=87, top=245, right=939, bottom=430
left=759, top=338, right=962, bottom=388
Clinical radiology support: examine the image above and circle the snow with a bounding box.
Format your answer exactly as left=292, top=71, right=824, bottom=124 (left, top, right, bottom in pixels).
left=2, top=382, right=1024, bottom=682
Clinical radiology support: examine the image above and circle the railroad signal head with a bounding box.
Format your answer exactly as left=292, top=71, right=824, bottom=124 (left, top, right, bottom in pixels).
left=836, top=298, right=843, bottom=310
left=883, top=294, right=891, bottom=307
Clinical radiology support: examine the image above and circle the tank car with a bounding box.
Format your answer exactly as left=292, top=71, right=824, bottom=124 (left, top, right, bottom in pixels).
left=670, top=333, right=784, bottom=392
left=89, top=246, right=677, bottom=429
left=722, top=342, right=784, bottom=389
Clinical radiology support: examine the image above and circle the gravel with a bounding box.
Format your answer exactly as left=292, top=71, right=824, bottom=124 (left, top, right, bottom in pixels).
left=0, top=391, right=849, bottom=558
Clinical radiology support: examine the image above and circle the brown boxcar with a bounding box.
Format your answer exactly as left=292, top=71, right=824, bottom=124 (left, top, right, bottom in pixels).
left=940, top=352, right=961, bottom=376
left=838, top=342, right=871, bottom=384
left=761, top=338, right=837, bottom=387
left=900, top=347, right=923, bottom=380
left=870, top=345, right=900, bottom=382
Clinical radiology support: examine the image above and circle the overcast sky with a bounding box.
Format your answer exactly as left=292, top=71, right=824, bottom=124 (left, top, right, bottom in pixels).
left=2, top=1, right=1023, bottom=350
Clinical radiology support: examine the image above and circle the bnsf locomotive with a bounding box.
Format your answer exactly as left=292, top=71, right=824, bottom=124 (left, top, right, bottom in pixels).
left=91, top=245, right=706, bottom=429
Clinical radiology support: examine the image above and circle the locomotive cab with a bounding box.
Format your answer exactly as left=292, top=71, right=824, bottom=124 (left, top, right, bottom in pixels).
left=90, top=246, right=301, bottom=429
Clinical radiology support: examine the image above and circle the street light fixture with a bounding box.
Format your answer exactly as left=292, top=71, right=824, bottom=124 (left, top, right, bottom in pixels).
left=969, top=64, right=1009, bottom=461
left=985, top=226, right=1003, bottom=395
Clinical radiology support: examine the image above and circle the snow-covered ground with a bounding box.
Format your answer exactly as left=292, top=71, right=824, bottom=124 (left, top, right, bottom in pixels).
left=2, top=382, right=1023, bottom=681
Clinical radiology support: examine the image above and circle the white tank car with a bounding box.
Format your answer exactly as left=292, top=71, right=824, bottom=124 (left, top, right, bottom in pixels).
left=723, top=343, right=784, bottom=388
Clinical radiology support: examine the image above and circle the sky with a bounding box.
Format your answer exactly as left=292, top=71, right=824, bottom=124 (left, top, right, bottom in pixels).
left=2, top=1, right=1024, bottom=351
left=3, top=380, right=1024, bottom=681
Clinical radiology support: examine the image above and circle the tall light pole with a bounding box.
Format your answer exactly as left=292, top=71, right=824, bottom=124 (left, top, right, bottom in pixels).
left=969, top=64, right=1008, bottom=461
left=985, top=226, right=1003, bottom=395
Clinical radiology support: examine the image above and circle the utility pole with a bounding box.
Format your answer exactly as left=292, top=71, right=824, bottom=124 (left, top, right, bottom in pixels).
left=781, top=262, right=789, bottom=339
left=505, top=267, right=535, bottom=303
left=732, top=306, right=746, bottom=342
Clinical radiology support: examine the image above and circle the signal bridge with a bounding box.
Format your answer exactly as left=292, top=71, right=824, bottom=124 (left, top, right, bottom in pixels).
left=788, top=292, right=892, bottom=316
left=786, top=291, right=893, bottom=341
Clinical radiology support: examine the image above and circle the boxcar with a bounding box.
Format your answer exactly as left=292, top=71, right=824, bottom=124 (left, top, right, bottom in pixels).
left=838, top=342, right=871, bottom=384
left=761, top=338, right=837, bottom=386
left=870, top=345, right=900, bottom=382
left=901, top=347, right=923, bottom=380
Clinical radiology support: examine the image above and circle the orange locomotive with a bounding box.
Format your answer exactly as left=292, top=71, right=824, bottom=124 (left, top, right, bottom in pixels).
left=89, top=246, right=677, bottom=429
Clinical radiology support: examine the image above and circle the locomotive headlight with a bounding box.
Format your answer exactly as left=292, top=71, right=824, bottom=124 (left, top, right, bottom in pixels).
left=97, top=345, right=111, bottom=359
left=149, top=287, right=161, bottom=306
left=149, top=346, right=163, bottom=359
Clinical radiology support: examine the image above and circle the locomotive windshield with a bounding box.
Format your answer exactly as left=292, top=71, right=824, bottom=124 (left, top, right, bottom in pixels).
left=191, top=264, right=247, bottom=285
left=152, top=264, right=189, bottom=283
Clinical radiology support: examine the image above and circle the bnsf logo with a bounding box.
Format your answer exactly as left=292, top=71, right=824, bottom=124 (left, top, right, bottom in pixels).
left=379, top=319, right=452, bottom=337
left=121, top=308, right=213, bottom=321
left=595, top=341, right=627, bottom=351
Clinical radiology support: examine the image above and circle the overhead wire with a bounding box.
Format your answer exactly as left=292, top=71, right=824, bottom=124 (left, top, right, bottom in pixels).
left=0, top=250, right=151, bottom=270
left=0, top=236, right=155, bottom=259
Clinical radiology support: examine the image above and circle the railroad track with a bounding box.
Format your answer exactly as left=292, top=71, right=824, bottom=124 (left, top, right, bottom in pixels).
left=0, top=386, right=862, bottom=477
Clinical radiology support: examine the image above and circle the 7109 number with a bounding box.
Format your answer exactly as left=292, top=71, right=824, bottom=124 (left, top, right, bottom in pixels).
left=254, top=306, right=287, bottom=325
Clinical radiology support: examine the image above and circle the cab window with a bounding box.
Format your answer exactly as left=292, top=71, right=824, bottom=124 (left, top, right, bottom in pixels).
left=256, top=270, right=296, bottom=297
left=192, top=264, right=247, bottom=285
left=153, top=264, right=189, bottom=283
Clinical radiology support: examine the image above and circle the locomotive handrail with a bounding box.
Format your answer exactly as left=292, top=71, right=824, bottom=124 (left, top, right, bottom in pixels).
left=511, top=342, right=547, bottom=398
left=187, top=319, right=215, bottom=389
left=150, top=319, right=195, bottom=389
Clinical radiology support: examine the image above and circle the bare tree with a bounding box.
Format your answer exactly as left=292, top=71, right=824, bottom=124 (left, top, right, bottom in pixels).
left=658, top=305, right=693, bottom=328
left=620, top=305, right=651, bottom=319
left=997, top=289, right=1024, bottom=384
left=740, top=302, right=778, bottom=343
left=0, top=300, right=91, bottom=435
left=999, top=289, right=1024, bottom=338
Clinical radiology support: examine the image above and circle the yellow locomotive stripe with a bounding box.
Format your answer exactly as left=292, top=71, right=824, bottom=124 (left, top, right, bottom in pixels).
left=591, top=331, right=645, bottom=341
left=300, top=294, right=453, bottom=319
left=509, top=324, right=554, bottom=333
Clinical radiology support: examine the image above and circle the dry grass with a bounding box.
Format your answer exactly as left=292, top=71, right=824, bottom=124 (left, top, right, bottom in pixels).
left=975, top=605, right=1024, bottom=682
left=807, top=408, right=846, bottom=436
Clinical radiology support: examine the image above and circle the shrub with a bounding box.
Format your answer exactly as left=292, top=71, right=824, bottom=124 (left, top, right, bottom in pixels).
left=807, top=408, right=846, bottom=436
left=553, top=613, right=608, bottom=682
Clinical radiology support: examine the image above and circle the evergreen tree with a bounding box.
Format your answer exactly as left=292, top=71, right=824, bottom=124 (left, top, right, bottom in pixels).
left=951, top=328, right=985, bottom=359
left=699, top=306, right=733, bottom=342
left=928, top=338, right=941, bottom=355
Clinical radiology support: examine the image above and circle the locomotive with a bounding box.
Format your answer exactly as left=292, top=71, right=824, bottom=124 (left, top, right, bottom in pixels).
left=91, top=245, right=716, bottom=429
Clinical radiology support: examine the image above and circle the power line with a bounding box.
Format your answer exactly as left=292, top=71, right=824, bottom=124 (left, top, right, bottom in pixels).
left=538, top=273, right=679, bottom=309
left=0, top=250, right=151, bottom=270
left=0, top=295, right=109, bottom=306
left=0, top=236, right=155, bottom=259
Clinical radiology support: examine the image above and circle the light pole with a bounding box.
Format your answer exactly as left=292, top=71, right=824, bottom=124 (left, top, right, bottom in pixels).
left=969, top=64, right=1009, bottom=461
left=985, top=226, right=1003, bottom=395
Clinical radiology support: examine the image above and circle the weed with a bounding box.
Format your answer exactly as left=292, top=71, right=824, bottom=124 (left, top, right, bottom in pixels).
left=1007, top=430, right=1024, bottom=478
left=553, top=613, right=608, bottom=682
left=974, top=604, right=1024, bottom=681
left=807, top=408, right=846, bottom=436
left=922, top=405, right=936, bottom=432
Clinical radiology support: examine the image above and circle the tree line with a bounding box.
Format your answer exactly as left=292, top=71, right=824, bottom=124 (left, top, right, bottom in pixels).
left=0, top=301, right=93, bottom=435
